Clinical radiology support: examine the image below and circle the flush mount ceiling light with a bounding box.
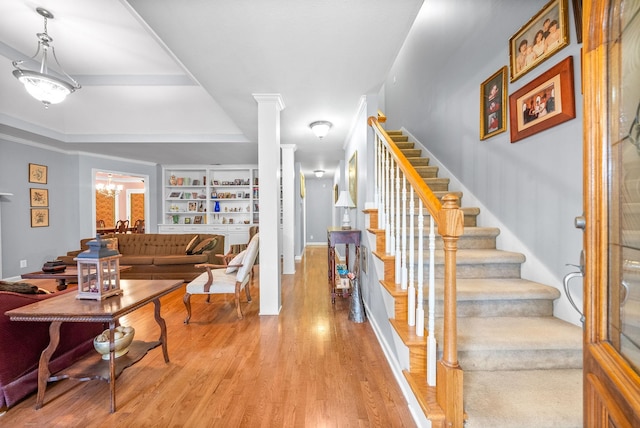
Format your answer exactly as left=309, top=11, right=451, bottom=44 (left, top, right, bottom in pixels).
left=12, top=7, right=81, bottom=108
left=309, top=121, right=333, bottom=139
left=314, top=170, right=325, bottom=178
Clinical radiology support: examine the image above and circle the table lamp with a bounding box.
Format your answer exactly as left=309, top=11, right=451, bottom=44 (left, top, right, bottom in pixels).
left=335, top=190, right=355, bottom=229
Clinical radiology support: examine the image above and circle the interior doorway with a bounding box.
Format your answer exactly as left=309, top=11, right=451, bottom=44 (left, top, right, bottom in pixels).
left=93, top=170, right=149, bottom=234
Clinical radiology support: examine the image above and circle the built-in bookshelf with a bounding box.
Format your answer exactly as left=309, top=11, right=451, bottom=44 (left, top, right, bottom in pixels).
left=159, top=165, right=258, bottom=252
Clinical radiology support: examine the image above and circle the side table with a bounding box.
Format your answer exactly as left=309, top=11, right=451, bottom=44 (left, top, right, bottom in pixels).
left=327, top=227, right=361, bottom=304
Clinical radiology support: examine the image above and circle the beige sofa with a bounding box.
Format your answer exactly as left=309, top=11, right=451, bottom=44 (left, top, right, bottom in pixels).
left=60, top=233, right=225, bottom=281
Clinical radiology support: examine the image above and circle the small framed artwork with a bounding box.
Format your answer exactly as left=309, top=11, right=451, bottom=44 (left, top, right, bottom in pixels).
left=188, top=201, right=197, bottom=212
left=168, top=191, right=182, bottom=199
left=509, top=56, right=576, bottom=143
left=361, top=246, right=368, bottom=274
left=300, top=173, right=305, bottom=198
left=194, top=215, right=203, bottom=224
left=480, top=66, right=508, bottom=140
left=509, top=0, right=569, bottom=82
left=236, top=191, right=243, bottom=198
left=348, top=151, right=357, bottom=207
left=31, top=208, right=49, bottom=227
left=184, top=217, right=191, bottom=224
left=30, top=188, right=49, bottom=207
left=28, top=163, right=48, bottom=184
left=334, top=184, right=339, bottom=203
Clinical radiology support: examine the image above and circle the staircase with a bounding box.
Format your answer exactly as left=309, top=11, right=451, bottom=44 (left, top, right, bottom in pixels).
left=368, top=130, right=583, bottom=427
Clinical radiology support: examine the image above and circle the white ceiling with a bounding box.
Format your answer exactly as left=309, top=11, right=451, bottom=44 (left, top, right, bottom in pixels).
left=0, top=0, right=423, bottom=176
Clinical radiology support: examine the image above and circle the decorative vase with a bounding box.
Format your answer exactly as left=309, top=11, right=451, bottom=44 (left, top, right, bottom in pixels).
left=172, top=215, right=179, bottom=224
left=214, top=201, right=220, bottom=212
left=177, top=177, right=184, bottom=186
left=170, top=175, right=177, bottom=185
left=349, top=279, right=366, bottom=323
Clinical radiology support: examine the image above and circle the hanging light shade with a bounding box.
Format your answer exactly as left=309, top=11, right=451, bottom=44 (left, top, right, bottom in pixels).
left=314, top=170, right=325, bottom=178
left=12, top=7, right=81, bottom=108
left=309, top=121, right=332, bottom=139
left=96, top=174, right=123, bottom=198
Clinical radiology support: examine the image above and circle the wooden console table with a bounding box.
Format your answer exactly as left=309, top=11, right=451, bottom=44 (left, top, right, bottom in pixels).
left=327, top=227, right=361, bottom=303
left=5, top=279, right=183, bottom=413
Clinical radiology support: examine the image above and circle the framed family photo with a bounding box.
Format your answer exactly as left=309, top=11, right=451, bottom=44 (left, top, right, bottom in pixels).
left=480, top=66, right=507, bottom=140
left=509, top=56, right=576, bottom=143
left=30, top=188, right=49, bottom=207
left=509, top=0, right=569, bottom=82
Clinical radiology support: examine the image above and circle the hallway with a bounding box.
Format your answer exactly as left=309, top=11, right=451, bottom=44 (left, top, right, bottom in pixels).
left=1, top=246, right=416, bottom=427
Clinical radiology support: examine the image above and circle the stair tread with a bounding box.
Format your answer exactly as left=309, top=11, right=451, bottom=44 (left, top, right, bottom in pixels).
left=452, top=316, right=582, bottom=351
left=464, top=369, right=582, bottom=428
left=440, top=278, right=560, bottom=301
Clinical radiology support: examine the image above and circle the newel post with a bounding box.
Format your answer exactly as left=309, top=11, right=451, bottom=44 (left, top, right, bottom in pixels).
left=436, top=193, right=464, bottom=427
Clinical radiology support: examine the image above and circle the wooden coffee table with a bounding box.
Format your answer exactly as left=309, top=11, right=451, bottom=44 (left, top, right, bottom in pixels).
left=5, top=279, right=183, bottom=413
left=22, top=265, right=132, bottom=291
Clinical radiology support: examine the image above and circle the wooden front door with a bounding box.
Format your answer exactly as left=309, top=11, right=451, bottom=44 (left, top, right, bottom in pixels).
left=583, top=0, right=640, bottom=425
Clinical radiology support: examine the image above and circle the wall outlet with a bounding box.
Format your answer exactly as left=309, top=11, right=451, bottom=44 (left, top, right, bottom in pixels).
left=310, top=235, right=313, bottom=240
left=20, top=260, right=27, bottom=268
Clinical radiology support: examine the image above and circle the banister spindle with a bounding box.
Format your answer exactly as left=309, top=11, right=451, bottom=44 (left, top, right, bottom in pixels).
left=427, top=214, right=436, bottom=384
left=401, top=174, right=408, bottom=291
left=394, top=161, right=401, bottom=284
left=384, top=150, right=391, bottom=254
left=408, top=184, right=416, bottom=326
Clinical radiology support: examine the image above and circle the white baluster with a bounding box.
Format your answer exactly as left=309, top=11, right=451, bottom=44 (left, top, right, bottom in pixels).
left=416, top=201, right=424, bottom=337
left=427, top=215, right=436, bottom=386
left=394, top=161, right=401, bottom=284
left=401, top=175, right=408, bottom=291
left=389, top=159, right=396, bottom=257
left=384, top=150, right=391, bottom=254
left=407, top=181, right=415, bottom=326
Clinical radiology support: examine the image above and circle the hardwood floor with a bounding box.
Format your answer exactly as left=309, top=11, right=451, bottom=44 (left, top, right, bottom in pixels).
left=1, top=246, right=416, bottom=427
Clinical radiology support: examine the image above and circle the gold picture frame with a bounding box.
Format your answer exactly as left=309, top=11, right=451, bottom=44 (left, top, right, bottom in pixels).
left=300, top=172, right=305, bottom=198
left=334, top=184, right=339, bottom=203
left=509, top=0, right=569, bottom=82
left=30, top=188, right=49, bottom=207
left=28, top=163, right=47, bottom=184
left=480, top=66, right=508, bottom=140
left=348, top=151, right=357, bottom=208
left=31, top=208, right=49, bottom=227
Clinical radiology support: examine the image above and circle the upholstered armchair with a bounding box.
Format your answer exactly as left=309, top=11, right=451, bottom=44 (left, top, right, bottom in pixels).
left=183, top=233, right=259, bottom=322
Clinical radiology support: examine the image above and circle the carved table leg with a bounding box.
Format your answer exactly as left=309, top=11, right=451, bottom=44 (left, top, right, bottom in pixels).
left=36, top=321, right=62, bottom=409
left=153, top=299, right=169, bottom=363
left=109, top=321, right=117, bottom=413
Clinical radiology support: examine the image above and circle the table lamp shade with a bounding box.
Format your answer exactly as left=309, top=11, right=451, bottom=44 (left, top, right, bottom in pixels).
left=335, top=191, right=355, bottom=229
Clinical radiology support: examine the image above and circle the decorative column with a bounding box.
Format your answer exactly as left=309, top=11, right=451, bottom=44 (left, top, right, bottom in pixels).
left=253, top=93, right=285, bottom=315
left=281, top=144, right=296, bottom=274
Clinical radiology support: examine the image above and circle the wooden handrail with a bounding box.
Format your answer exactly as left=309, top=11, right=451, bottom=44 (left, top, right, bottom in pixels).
left=368, top=117, right=443, bottom=220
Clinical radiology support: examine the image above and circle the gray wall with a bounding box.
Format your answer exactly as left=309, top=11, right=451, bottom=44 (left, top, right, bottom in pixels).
left=383, top=0, right=584, bottom=322
left=0, top=138, right=160, bottom=279
left=304, top=177, right=333, bottom=244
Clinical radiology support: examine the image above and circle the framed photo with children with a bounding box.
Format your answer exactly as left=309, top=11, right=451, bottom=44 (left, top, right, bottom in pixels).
left=509, top=0, right=569, bottom=82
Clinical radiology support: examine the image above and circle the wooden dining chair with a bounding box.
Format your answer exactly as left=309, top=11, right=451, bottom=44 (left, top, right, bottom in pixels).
left=115, top=219, right=129, bottom=234
left=132, top=219, right=145, bottom=234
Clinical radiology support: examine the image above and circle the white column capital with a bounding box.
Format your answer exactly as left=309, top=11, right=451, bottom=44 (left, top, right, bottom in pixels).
left=252, top=93, right=286, bottom=111
left=281, top=144, right=297, bottom=152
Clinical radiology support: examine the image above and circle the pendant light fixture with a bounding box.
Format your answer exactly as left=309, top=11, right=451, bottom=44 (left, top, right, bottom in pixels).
left=12, top=7, right=81, bottom=108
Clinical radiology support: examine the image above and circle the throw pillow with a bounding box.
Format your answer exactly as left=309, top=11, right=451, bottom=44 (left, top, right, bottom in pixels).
left=191, top=237, right=217, bottom=255
left=185, top=235, right=200, bottom=255
left=225, top=250, right=246, bottom=274
left=0, top=281, right=40, bottom=294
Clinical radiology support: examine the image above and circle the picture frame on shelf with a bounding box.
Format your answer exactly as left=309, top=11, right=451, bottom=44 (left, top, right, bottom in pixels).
left=194, top=215, right=203, bottom=224
left=508, top=56, right=576, bottom=143
left=184, top=217, right=191, bottom=224
left=31, top=208, right=49, bottom=227
left=480, top=66, right=508, bottom=140
left=237, top=191, right=243, bottom=198
left=188, top=202, right=197, bottom=212
left=28, top=163, right=47, bottom=184
left=168, top=191, right=182, bottom=199
left=509, top=0, right=569, bottom=82
left=30, top=188, right=49, bottom=207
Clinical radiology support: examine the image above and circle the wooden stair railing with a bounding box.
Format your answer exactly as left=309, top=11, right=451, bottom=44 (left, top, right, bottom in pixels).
left=367, top=116, right=464, bottom=427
